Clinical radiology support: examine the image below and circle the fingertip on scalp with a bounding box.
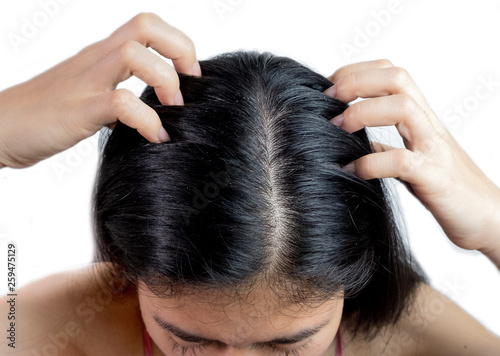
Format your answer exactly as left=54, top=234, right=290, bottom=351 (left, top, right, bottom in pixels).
left=324, top=85, right=336, bottom=98
left=157, top=126, right=170, bottom=143
left=174, top=90, right=184, bottom=105
left=330, top=113, right=344, bottom=127
left=343, top=162, right=356, bottom=175
left=192, top=61, right=202, bottom=77
left=154, top=86, right=183, bottom=106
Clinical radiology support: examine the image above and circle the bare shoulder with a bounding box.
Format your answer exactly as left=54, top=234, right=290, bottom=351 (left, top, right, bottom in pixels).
left=342, top=283, right=500, bottom=356
left=0, top=265, right=90, bottom=355
left=0, top=263, right=143, bottom=356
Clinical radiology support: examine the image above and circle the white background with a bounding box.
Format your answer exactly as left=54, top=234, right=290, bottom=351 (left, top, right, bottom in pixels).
left=0, top=0, right=499, bottom=337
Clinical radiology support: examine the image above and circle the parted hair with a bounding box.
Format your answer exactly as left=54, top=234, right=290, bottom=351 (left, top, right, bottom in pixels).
left=92, top=51, right=427, bottom=339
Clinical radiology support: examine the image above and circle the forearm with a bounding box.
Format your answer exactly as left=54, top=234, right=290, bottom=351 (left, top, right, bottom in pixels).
left=0, top=82, right=41, bottom=169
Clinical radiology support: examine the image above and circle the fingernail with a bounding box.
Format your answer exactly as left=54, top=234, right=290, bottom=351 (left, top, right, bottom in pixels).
left=192, top=61, right=202, bottom=77
left=330, top=113, right=344, bottom=127
left=174, top=90, right=184, bottom=105
left=343, top=162, right=356, bottom=174
left=157, top=126, right=170, bottom=143
left=324, top=85, right=336, bottom=98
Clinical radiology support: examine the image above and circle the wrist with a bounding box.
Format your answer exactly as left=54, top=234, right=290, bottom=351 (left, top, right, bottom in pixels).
left=0, top=129, right=9, bottom=169
left=478, top=190, right=500, bottom=269
left=0, top=85, right=21, bottom=169
left=0, top=137, right=7, bottom=169
left=479, top=244, right=500, bottom=270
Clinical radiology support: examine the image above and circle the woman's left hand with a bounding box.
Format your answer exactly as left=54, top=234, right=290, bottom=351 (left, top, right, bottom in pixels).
left=324, top=59, right=500, bottom=263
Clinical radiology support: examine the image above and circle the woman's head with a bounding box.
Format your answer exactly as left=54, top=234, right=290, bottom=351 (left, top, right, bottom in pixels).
left=92, top=51, right=426, bottom=353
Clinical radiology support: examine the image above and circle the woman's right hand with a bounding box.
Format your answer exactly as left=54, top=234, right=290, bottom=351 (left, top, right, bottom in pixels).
left=0, top=12, right=201, bottom=169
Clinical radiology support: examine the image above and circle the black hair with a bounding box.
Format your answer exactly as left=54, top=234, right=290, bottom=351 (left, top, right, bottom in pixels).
left=92, top=51, right=427, bottom=339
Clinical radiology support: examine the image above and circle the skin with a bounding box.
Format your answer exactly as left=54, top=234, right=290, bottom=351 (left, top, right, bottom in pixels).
left=3, top=264, right=499, bottom=355
left=1, top=11, right=500, bottom=356
left=138, top=281, right=344, bottom=355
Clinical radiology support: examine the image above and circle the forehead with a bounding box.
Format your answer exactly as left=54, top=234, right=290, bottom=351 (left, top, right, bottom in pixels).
left=137, top=281, right=344, bottom=344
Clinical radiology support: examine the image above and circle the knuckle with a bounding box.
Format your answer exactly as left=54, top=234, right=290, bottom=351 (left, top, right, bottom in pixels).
left=182, top=36, right=196, bottom=54
left=390, top=66, right=411, bottom=87
left=344, top=102, right=361, bottom=121
left=110, top=89, right=136, bottom=115
left=153, top=65, right=179, bottom=91
left=397, top=149, right=416, bottom=176
left=173, top=35, right=196, bottom=58
left=329, top=66, right=348, bottom=83
left=397, top=93, right=418, bottom=114
left=398, top=149, right=412, bottom=166
left=131, top=12, right=158, bottom=36
left=157, top=64, right=174, bottom=79
left=118, top=40, right=141, bottom=62
left=378, top=58, right=394, bottom=67
left=165, top=70, right=180, bottom=88
left=421, top=136, right=439, bottom=153
left=338, top=72, right=357, bottom=93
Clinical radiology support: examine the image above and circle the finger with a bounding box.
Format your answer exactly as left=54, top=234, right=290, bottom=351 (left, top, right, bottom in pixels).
left=94, top=89, right=169, bottom=143
left=327, top=66, right=437, bottom=124
left=327, top=58, right=394, bottom=84
left=333, top=67, right=428, bottom=106
left=347, top=148, right=422, bottom=182
left=343, top=142, right=425, bottom=204
left=370, top=141, right=396, bottom=153
left=367, top=141, right=426, bottom=203
left=95, top=40, right=182, bottom=105
left=331, top=94, right=435, bottom=146
left=106, top=12, right=201, bottom=77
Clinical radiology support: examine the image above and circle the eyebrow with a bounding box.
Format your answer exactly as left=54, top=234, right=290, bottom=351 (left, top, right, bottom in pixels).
left=153, top=314, right=331, bottom=345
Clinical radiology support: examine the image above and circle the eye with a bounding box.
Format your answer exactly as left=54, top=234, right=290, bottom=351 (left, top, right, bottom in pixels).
left=170, top=338, right=213, bottom=356
left=168, top=333, right=313, bottom=356
left=252, top=340, right=313, bottom=356
left=167, top=332, right=219, bottom=356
